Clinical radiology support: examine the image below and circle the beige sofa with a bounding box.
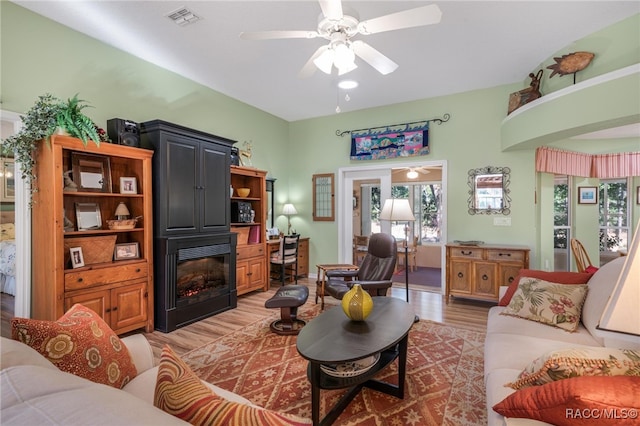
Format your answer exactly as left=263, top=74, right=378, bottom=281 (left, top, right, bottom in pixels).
left=484, top=256, right=640, bottom=426
left=1, top=334, right=253, bottom=425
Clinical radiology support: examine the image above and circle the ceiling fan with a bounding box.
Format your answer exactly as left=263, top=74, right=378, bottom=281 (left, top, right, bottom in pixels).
left=239, top=0, right=442, bottom=78
left=395, top=167, right=432, bottom=179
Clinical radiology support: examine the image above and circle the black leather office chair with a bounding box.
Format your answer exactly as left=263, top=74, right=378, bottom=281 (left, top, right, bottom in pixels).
left=325, top=233, right=397, bottom=300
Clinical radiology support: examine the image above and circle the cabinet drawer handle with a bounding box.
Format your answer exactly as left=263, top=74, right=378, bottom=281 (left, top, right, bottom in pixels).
left=460, top=250, right=472, bottom=256
left=498, top=253, right=511, bottom=257
left=112, top=306, right=118, bottom=311
left=144, top=291, right=148, bottom=298
left=508, top=276, right=515, bottom=283
left=77, top=278, right=83, bottom=282
left=105, top=308, right=111, bottom=313
left=457, top=272, right=463, bottom=278
left=136, top=268, right=141, bottom=273
left=482, top=274, right=488, bottom=280
left=247, top=272, right=253, bottom=276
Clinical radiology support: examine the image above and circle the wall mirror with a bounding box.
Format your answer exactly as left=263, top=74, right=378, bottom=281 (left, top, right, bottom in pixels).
left=467, top=166, right=511, bottom=215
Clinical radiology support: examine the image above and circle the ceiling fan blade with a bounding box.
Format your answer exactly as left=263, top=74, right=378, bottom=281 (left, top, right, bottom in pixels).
left=351, top=40, right=398, bottom=75
left=298, top=45, right=329, bottom=78
left=357, top=4, right=442, bottom=35
left=318, top=0, right=343, bottom=20
left=240, top=30, right=319, bottom=40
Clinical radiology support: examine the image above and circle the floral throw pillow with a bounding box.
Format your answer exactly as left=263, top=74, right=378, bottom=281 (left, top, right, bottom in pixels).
left=500, top=277, right=588, bottom=332
left=154, top=345, right=312, bottom=426
left=11, top=303, right=137, bottom=389
left=506, top=347, right=640, bottom=390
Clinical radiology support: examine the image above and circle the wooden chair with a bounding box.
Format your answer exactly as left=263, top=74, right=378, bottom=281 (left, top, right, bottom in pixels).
left=396, top=236, right=418, bottom=272
left=352, top=235, right=369, bottom=265
left=570, top=238, right=593, bottom=273
left=270, top=235, right=300, bottom=285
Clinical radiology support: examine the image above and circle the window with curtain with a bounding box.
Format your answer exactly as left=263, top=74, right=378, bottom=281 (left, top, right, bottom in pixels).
left=599, top=178, right=629, bottom=265
left=553, top=175, right=571, bottom=271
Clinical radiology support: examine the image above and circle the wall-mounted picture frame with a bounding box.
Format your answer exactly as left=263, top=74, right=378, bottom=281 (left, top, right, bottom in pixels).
left=75, top=202, right=102, bottom=230
left=120, top=177, right=138, bottom=194
left=578, top=186, right=598, bottom=204
left=0, top=159, right=15, bottom=202
left=114, top=242, right=140, bottom=260
left=69, top=247, right=85, bottom=268
left=71, top=152, right=112, bottom=193
left=637, top=186, right=640, bottom=205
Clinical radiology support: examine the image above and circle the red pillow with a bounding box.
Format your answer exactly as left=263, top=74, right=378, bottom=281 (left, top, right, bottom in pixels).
left=493, top=375, right=640, bottom=425
left=585, top=265, right=599, bottom=274
left=498, top=269, right=593, bottom=306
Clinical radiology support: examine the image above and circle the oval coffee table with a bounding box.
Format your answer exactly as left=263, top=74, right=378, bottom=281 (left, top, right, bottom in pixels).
left=296, top=297, right=415, bottom=426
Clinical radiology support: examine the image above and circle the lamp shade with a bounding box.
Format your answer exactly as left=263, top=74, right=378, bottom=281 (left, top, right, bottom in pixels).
left=114, top=202, right=130, bottom=219
left=379, top=199, right=415, bottom=222
left=282, top=203, right=297, bottom=215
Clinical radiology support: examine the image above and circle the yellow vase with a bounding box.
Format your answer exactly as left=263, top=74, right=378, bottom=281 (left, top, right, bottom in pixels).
left=341, top=284, right=373, bottom=321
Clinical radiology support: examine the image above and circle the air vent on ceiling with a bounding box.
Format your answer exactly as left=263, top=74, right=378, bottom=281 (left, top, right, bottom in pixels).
left=166, top=7, right=201, bottom=26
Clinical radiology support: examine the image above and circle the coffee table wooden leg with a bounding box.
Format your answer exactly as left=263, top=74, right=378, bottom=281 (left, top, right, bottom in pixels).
left=310, top=362, right=321, bottom=426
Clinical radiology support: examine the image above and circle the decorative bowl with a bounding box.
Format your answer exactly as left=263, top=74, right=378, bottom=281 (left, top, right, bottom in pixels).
left=107, top=218, right=139, bottom=230
left=237, top=187, right=250, bottom=197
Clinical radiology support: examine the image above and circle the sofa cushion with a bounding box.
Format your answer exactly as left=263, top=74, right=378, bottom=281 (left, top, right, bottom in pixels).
left=11, top=303, right=137, bottom=389
left=154, top=345, right=312, bottom=425
left=494, top=376, right=640, bottom=425
left=506, top=347, right=640, bottom=390
left=1, top=365, right=186, bottom=425
left=0, top=337, right=59, bottom=371
left=498, top=270, right=593, bottom=306
left=501, top=278, right=588, bottom=332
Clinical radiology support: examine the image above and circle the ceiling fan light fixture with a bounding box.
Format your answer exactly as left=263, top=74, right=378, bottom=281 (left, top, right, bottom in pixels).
left=333, top=42, right=355, bottom=68
left=313, top=49, right=334, bottom=74
left=407, top=169, right=419, bottom=179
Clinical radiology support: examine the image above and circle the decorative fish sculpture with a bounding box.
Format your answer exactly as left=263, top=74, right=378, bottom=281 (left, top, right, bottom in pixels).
left=547, top=51, right=595, bottom=78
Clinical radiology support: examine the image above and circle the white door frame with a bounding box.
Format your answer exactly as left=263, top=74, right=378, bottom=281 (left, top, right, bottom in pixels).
left=337, top=160, right=448, bottom=287
left=1, top=110, right=30, bottom=317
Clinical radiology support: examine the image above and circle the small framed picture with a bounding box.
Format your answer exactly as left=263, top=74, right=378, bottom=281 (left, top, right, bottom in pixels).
left=636, top=186, right=640, bottom=205
left=70, top=247, right=85, bottom=268
left=120, top=177, right=138, bottom=194
left=578, top=186, right=598, bottom=204
left=114, top=242, right=140, bottom=260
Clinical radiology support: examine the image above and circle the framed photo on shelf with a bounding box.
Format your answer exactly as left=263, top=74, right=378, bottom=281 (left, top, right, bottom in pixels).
left=114, top=242, right=140, bottom=260
left=71, top=153, right=112, bottom=193
left=578, top=186, right=598, bottom=204
left=69, top=247, right=85, bottom=268
left=120, top=177, right=138, bottom=194
left=75, top=202, right=102, bottom=230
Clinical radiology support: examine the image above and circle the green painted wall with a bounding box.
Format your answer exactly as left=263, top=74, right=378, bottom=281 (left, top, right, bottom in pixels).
left=2, top=3, right=639, bottom=273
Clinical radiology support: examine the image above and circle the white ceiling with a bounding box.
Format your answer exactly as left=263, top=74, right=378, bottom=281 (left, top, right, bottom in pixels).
left=12, top=1, right=640, bottom=122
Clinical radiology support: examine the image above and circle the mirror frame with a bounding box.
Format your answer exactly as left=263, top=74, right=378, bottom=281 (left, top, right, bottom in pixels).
left=467, top=166, right=511, bottom=215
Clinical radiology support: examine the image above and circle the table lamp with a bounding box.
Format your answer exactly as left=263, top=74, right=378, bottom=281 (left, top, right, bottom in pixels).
left=114, top=202, right=131, bottom=220
left=380, top=198, right=415, bottom=305
left=282, top=203, right=297, bottom=235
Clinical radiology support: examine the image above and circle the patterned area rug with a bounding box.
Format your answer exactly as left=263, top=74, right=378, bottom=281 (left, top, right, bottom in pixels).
left=182, top=304, right=487, bottom=425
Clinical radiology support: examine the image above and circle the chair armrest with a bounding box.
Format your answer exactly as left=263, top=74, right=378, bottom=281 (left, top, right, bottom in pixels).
left=325, top=269, right=359, bottom=279
left=354, top=279, right=392, bottom=289
left=121, top=334, right=156, bottom=374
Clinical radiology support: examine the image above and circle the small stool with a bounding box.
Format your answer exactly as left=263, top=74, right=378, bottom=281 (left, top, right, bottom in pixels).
left=264, top=285, right=309, bottom=335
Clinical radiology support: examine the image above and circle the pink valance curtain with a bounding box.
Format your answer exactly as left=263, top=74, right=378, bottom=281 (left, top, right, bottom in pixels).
left=535, top=147, right=640, bottom=178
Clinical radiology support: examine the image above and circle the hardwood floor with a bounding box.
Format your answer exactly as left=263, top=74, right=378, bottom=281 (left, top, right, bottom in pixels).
left=1, top=278, right=492, bottom=361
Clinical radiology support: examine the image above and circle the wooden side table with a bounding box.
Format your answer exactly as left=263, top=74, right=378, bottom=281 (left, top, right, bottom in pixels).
left=315, top=264, right=359, bottom=310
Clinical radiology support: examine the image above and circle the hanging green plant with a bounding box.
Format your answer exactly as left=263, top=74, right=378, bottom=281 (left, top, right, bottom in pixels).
left=1, top=93, right=102, bottom=201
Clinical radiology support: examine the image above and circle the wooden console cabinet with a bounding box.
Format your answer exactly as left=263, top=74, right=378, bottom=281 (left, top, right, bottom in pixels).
left=231, top=166, right=268, bottom=295
left=32, top=135, right=154, bottom=334
left=445, top=243, right=530, bottom=302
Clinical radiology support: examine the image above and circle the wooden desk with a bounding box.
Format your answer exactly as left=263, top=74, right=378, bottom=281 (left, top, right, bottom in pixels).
left=315, top=264, right=359, bottom=310
left=267, top=237, right=309, bottom=283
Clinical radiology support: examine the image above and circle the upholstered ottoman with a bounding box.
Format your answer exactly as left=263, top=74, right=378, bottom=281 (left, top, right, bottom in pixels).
left=264, top=285, right=309, bottom=335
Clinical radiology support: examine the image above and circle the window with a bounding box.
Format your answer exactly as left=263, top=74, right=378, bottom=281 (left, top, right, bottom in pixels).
left=599, top=178, right=629, bottom=265
left=553, top=175, right=571, bottom=271
left=368, top=182, right=442, bottom=243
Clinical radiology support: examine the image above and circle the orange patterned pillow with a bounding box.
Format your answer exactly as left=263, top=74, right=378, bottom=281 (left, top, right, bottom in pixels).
left=154, top=345, right=312, bottom=426
left=11, top=303, right=137, bottom=389
left=494, top=376, right=640, bottom=425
